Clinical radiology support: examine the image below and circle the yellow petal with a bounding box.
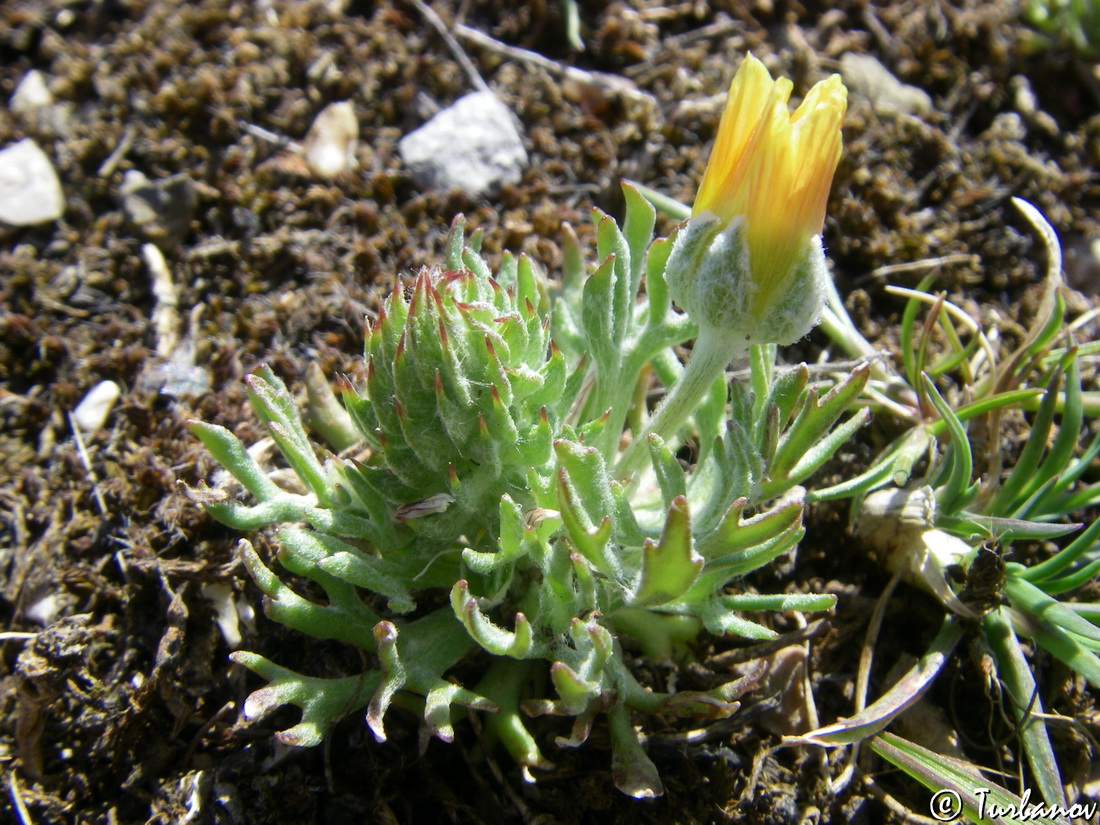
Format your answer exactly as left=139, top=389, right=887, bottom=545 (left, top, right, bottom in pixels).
left=693, top=54, right=789, bottom=222
left=684, top=56, right=847, bottom=325
left=787, top=74, right=847, bottom=236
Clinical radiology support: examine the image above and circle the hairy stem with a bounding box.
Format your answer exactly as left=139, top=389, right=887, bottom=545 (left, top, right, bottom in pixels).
left=615, top=330, right=740, bottom=479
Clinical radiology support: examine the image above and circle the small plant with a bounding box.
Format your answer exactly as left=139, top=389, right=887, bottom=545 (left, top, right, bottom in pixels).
left=788, top=200, right=1100, bottom=813
left=186, top=55, right=861, bottom=797
left=1023, top=0, right=1100, bottom=57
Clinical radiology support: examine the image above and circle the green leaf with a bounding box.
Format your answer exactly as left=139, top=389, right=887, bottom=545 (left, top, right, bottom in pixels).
left=769, top=364, right=871, bottom=482
left=246, top=369, right=332, bottom=503
left=461, top=244, right=493, bottom=282
left=248, top=365, right=312, bottom=446
left=622, top=178, right=691, bottom=221
left=630, top=496, right=703, bottom=607
left=554, top=438, right=617, bottom=529
left=696, top=600, right=776, bottom=639
left=608, top=608, right=702, bottom=661
left=920, top=373, right=979, bottom=514
left=187, top=420, right=280, bottom=501
left=691, top=373, right=728, bottom=465
left=937, top=513, right=1081, bottom=543
left=765, top=364, right=810, bottom=431
left=621, top=181, right=656, bottom=290
left=550, top=662, right=600, bottom=715
left=239, top=539, right=379, bottom=650
left=399, top=606, right=486, bottom=688
left=1005, top=576, right=1100, bottom=643
left=366, top=621, right=406, bottom=741
left=761, top=407, right=871, bottom=500
left=304, top=362, right=361, bottom=452
left=266, top=421, right=332, bottom=505
left=231, top=651, right=378, bottom=747
left=450, top=579, right=534, bottom=658
left=690, top=522, right=804, bottom=595
left=720, top=592, right=836, bottom=612
left=477, top=658, right=553, bottom=771
left=926, top=313, right=982, bottom=379
left=1016, top=608, right=1100, bottom=687
left=595, top=210, right=633, bottom=350
left=692, top=419, right=761, bottom=535
left=698, top=496, right=804, bottom=562
left=1033, top=352, right=1082, bottom=487
left=445, top=214, right=466, bottom=270
left=1035, top=559, right=1100, bottom=594
left=1046, top=425, right=1100, bottom=503
left=991, top=366, right=1063, bottom=516
left=280, top=527, right=414, bottom=614
left=898, top=274, right=938, bottom=391
left=581, top=254, right=619, bottom=374
left=1021, top=515, right=1100, bottom=583
left=983, top=607, right=1067, bottom=807
left=869, top=731, right=1069, bottom=825
left=645, top=433, right=687, bottom=509
left=643, top=233, right=675, bottom=327
left=926, top=389, right=1047, bottom=433
left=786, top=616, right=963, bottom=747
left=608, top=701, right=664, bottom=798
left=557, top=474, right=617, bottom=579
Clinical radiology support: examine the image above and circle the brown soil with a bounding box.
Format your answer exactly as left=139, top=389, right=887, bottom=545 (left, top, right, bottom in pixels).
left=1, top=1, right=1097, bottom=823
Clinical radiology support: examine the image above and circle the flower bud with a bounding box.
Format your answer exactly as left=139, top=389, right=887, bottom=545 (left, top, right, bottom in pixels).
left=666, top=54, right=846, bottom=347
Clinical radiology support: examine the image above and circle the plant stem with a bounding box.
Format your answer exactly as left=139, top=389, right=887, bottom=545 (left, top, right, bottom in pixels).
left=615, top=330, right=738, bottom=479
left=475, top=658, right=551, bottom=771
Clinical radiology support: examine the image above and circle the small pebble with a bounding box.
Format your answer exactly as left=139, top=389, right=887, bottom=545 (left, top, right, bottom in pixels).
left=119, top=170, right=198, bottom=248
left=10, top=70, right=53, bottom=113
left=303, top=101, right=358, bottom=178
left=840, top=53, right=932, bottom=116
left=0, top=139, right=65, bottom=225
left=398, top=90, right=527, bottom=198
left=25, top=593, right=66, bottom=626
left=135, top=359, right=211, bottom=398
left=72, top=380, right=121, bottom=434
left=201, top=583, right=243, bottom=648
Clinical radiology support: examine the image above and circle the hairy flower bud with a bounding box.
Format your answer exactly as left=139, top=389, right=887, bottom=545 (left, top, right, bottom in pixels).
left=666, top=54, right=847, bottom=346
left=616, top=56, right=847, bottom=478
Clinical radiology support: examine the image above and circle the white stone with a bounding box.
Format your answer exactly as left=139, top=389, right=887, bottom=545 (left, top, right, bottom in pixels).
left=841, top=53, right=932, bottom=116
left=398, top=91, right=527, bottom=198
left=201, top=582, right=243, bottom=648
left=10, top=70, right=53, bottom=113
left=25, top=593, right=64, bottom=625
left=72, top=380, right=121, bottom=434
left=303, top=101, right=358, bottom=178
left=0, top=139, right=64, bottom=225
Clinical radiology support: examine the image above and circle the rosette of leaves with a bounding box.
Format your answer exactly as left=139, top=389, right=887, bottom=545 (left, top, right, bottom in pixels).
left=186, top=186, right=865, bottom=797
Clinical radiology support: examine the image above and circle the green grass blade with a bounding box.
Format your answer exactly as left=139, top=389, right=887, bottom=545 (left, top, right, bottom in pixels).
left=785, top=615, right=963, bottom=747
left=1020, top=516, right=1100, bottom=584
left=869, top=731, right=1070, bottom=825
left=982, top=607, right=1067, bottom=808
left=921, top=373, right=977, bottom=514
left=1005, top=576, right=1100, bottom=643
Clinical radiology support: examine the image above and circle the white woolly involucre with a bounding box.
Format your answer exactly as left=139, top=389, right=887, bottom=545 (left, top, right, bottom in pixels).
left=665, top=215, right=828, bottom=347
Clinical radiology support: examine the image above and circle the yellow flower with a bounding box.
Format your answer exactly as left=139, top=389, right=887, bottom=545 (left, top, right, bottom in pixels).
left=618, top=57, right=845, bottom=476
left=662, top=55, right=846, bottom=347
left=692, top=54, right=847, bottom=320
